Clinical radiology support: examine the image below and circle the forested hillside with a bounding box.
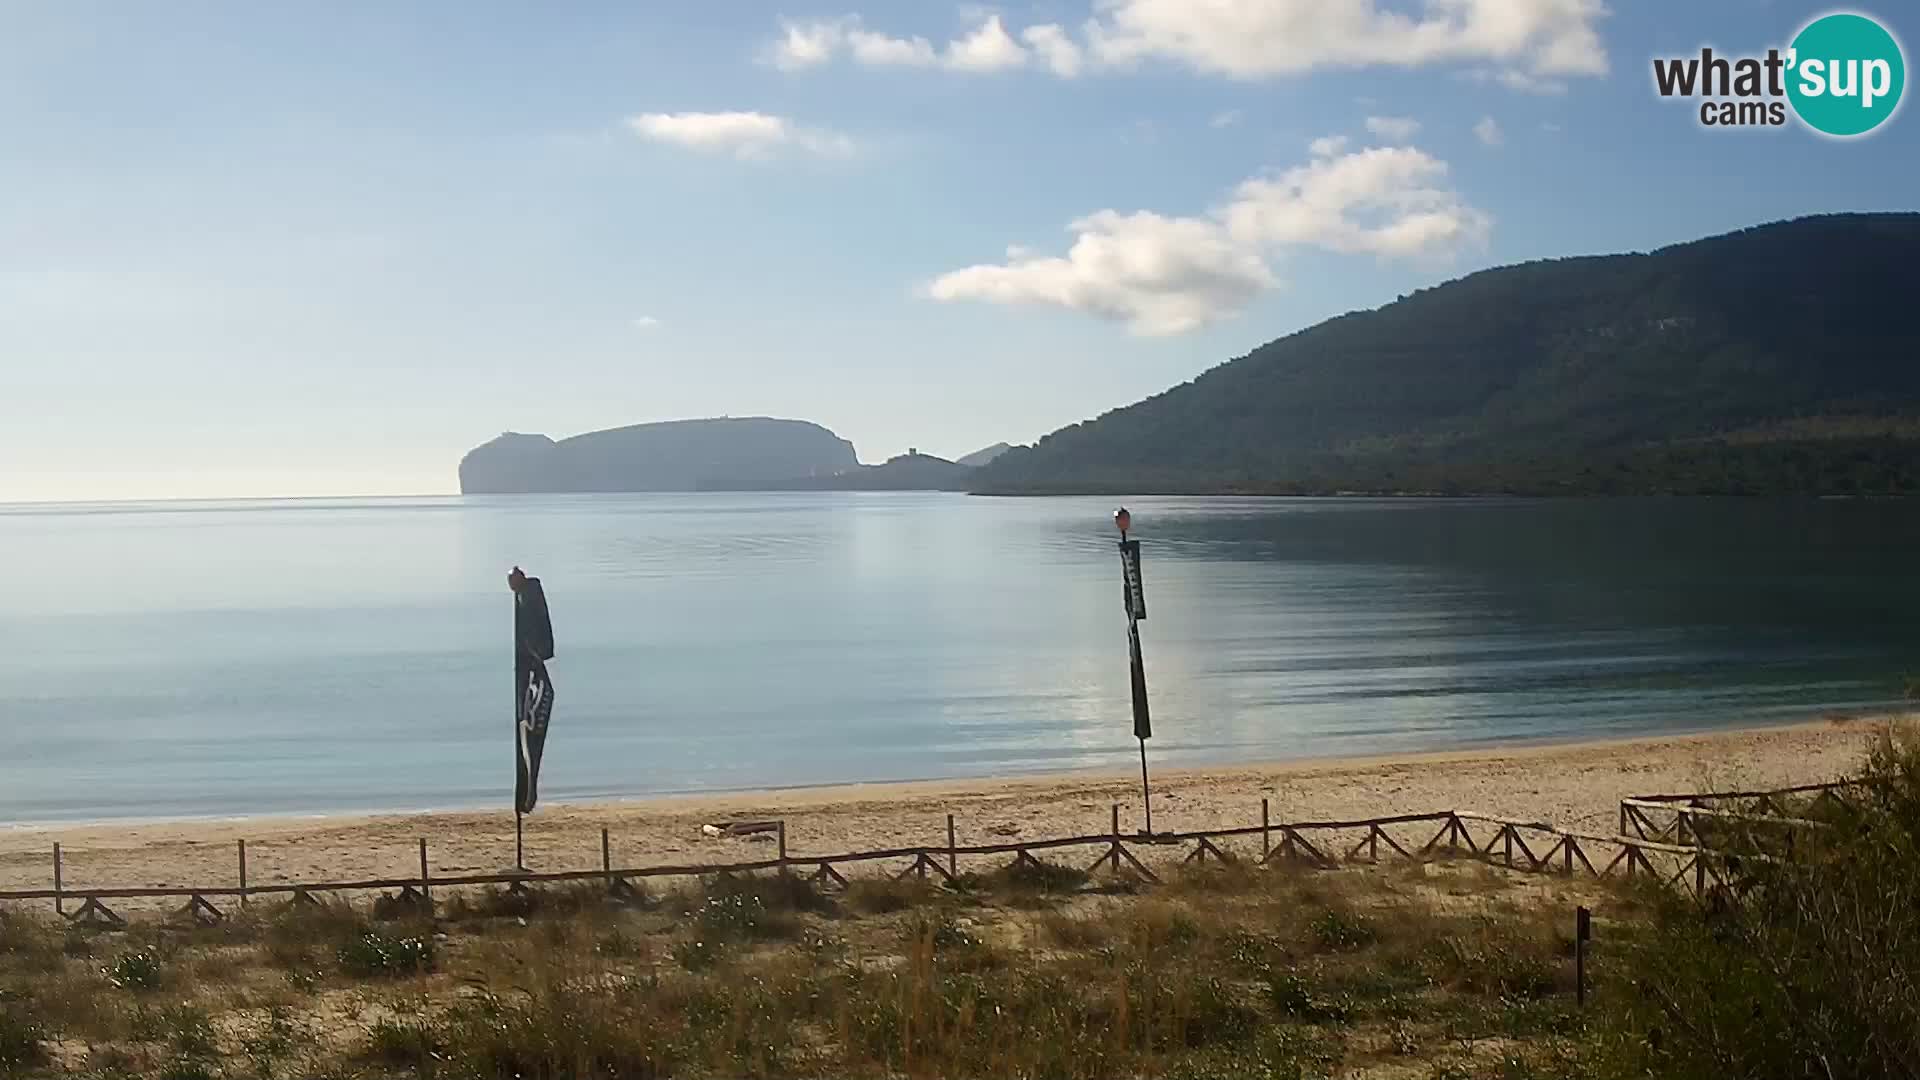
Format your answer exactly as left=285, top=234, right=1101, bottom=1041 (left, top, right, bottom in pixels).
left=977, top=214, right=1920, bottom=495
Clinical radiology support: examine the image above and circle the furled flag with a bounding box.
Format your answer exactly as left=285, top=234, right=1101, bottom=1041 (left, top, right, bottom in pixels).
left=510, top=566, right=556, bottom=814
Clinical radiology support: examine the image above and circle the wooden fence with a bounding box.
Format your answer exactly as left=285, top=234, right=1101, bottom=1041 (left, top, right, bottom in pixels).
left=1, top=786, right=1797, bottom=927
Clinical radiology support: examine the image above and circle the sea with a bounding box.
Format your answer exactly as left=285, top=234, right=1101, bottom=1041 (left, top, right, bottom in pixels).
left=3, top=493, right=1916, bottom=824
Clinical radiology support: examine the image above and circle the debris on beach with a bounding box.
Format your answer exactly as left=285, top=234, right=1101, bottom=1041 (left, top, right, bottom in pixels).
left=700, top=820, right=782, bottom=840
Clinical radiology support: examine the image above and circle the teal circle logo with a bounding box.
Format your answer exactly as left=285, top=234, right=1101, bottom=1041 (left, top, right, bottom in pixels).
left=1787, top=13, right=1905, bottom=136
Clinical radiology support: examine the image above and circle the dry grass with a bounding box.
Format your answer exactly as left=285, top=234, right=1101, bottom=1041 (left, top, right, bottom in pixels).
left=0, top=855, right=1620, bottom=1079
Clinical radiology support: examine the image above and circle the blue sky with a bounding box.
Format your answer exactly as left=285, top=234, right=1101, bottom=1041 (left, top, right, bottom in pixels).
left=3, top=1, right=1913, bottom=501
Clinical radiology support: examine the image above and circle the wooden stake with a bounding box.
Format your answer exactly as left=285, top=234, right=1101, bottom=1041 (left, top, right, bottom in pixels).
left=777, top=821, right=789, bottom=873
left=418, top=839, right=431, bottom=906
left=1575, top=906, right=1591, bottom=1007
left=1261, top=799, right=1271, bottom=859
left=238, top=840, right=248, bottom=908
left=52, top=844, right=62, bottom=916
left=602, top=828, right=612, bottom=890
left=947, top=814, right=957, bottom=876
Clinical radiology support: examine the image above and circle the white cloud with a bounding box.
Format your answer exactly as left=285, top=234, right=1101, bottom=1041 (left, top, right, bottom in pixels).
left=1308, top=134, right=1350, bottom=157
left=768, top=18, right=846, bottom=70
left=1210, top=108, right=1244, bottom=128
left=1087, top=0, right=1609, bottom=82
left=928, top=210, right=1277, bottom=336
left=1022, top=23, right=1085, bottom=77
left=850, top=26, right=937, bottom=66
left=769, top=13, right=1070, bottom=73
left=945, top=14, right=1028, bottom=71
left=627, top=111, right=854, bottom=160
left=928, top=142, right=1489, bottom=335
left=775, top=1, right=1609, bottom=87
left=632, top=315, right=662, bottom=330
left=1473, top=115, right=1504, bottom=145
left=1364, top=115, right=1421, bottom=141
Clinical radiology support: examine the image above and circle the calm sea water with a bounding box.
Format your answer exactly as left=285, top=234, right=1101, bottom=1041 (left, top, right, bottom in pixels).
left=3, top=494, right=1916, bottom=823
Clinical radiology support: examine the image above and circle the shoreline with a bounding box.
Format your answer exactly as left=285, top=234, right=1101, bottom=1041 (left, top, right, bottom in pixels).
left=1, top=714, right=1906, bottom=901
left=0, top=705, right=1892, bottom=833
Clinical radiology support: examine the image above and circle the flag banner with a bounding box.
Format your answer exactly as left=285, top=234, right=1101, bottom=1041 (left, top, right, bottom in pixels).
left=1128, top=622, right=1152, bottom=741
left=514, top=575, right=556, bottom=815
left=516, top=656, right=555, bottom=814
left=1118, top=539, right=1146, bottom=620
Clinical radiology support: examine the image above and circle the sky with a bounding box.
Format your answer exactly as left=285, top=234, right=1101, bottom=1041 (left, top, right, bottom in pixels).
left=2, top=1, right=1914, bottom=502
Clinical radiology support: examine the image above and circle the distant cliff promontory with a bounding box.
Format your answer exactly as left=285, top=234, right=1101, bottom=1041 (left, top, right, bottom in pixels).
left=459, top=418, right=859, bottom=494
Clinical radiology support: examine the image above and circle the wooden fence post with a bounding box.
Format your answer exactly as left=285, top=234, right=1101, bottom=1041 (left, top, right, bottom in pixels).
left=53, top=844, right=62, bottom=917
left=602, top=828, right=613, bottom=890
left=1575, top=906, right=1591, bottom=1007
left=418, top=839, right=431, bottom=907
left=238, top=840, right=248, bottom=909
left=777, top=821, right=789, bottom=874
left=1261, top=799, right=1271, bottom=859
left=947, top=814, right=957, bottom=877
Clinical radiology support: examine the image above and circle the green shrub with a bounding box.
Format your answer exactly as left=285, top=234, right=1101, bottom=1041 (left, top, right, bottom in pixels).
left=0, top=1004, right=47, bottom=1072
left=1263, top=969, right=1353, bottom=1024
left=595, top=929, right=640, bottom=958
left=163, top=1005, right=218, bottom=1058
left=671, top=937, right=726, bottom=972
left=1309, top=907, right=1377, bottom=952
left=104, top=946, right=165, bottom=991
left=336, top=931, right=434, bottom=978
left=1584, top=729, right=1920, bottom=1078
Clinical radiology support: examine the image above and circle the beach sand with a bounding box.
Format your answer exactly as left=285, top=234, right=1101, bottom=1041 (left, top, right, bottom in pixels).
left=2, top=716, right=1903, bottom=903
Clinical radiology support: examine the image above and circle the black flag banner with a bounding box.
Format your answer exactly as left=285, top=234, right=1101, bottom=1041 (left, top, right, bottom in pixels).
left=513, top=572, right=556, bottom=815
left=1118, top=538, right=1150, bottom=740
left=1127, top=620, right=1152, bottom=740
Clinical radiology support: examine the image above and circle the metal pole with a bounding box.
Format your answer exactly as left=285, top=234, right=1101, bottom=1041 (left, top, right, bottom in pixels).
left=238, top=840, right=248, bottom=909
left=1138, top=737, right=1153, bottom=835
left=53, top=843, right=62, bottom=916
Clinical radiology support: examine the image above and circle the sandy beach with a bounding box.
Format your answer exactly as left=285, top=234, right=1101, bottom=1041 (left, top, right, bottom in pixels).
left=1, top=715, right=1902, bottom=902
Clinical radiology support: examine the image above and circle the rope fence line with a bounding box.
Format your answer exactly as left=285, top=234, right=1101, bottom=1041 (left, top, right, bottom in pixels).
left=4, top=782, right=1858, bottom=927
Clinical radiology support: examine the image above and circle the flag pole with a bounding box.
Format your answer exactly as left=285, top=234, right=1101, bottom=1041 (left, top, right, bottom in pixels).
left=1116, top=507, right=1153, bottom=837
left=514, top=594, right=523, bottom=872
left=510, top=571, right=525, bottom=874
left=1138, top=729, right=1152, bottom=835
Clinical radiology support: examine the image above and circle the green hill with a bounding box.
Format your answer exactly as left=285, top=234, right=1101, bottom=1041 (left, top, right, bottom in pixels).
left=975, top=214, right=1920, bottom=496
